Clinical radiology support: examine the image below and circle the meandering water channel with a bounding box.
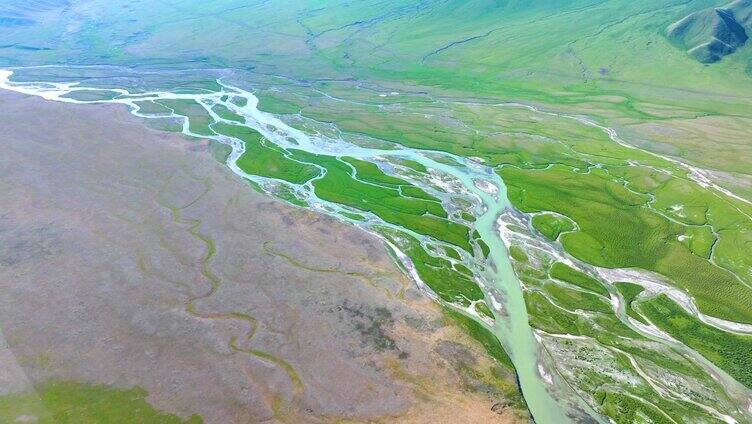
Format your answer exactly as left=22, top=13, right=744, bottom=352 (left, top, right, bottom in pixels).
left=4, top=66, right=750, bottom=423
left=0, top=67, right=584, bottom=422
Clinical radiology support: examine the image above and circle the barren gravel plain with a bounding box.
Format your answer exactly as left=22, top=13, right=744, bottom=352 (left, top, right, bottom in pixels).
left=0, top=91, right=524, bottom=424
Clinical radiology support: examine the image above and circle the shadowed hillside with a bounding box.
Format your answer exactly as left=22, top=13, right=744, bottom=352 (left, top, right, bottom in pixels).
left=668, top=0, right=752, bottom=62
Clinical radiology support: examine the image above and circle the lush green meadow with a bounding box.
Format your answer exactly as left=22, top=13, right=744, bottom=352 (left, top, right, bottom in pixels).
left=614, top=282, right=648, bottom=324
left=641, top=295, right=752, bottom=389
left=214, top=123, right=321, bottom=184
left=549, top=263, right=609, bottom=298
left=512, top=234, right=744, bottom=423
left=288, top=150, right=473, bottom=251
left=502, top=165, right=752, bottom=324
left=0, top=382, right=201, bottom=424
left=531, top=213, right=575, bottom=241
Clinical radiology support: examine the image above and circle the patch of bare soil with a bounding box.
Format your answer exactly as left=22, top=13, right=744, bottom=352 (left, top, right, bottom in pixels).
left=0, top=91, right=526, bottom=423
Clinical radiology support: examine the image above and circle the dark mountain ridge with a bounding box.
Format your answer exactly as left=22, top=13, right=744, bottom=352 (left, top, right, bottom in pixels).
left=667, top=0, right=752, bottom=63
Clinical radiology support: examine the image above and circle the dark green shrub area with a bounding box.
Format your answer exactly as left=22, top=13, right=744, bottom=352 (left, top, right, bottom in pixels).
left=549, top=262, right=609, bottom=297
left=215, top=124, right=320, bottom=184
left=292, top=150, right=472, bottom=251
left=595, top=390, right=674, bottom=424
left=531, top=213, right=574, bottom=241
left=380, top=230, right=483, bottom=306
left=614, top=282, right=647, bottom=324
left=641, top=295, right=752, bottom=389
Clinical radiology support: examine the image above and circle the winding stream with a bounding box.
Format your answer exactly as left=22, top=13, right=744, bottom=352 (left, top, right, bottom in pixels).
left=0, top=67, right=581, bottom=422
left=3, top=66, right=750, bottom=423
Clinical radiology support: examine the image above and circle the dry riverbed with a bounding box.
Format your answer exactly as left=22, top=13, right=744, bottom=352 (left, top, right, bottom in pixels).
left=0, top=91, right=525, bottom=423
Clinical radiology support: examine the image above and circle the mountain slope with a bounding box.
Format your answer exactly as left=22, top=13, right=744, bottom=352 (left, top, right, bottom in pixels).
left=668, top=0, right=752, bottom=62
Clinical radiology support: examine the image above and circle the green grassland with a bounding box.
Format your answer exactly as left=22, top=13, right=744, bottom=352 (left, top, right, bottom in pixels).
left=543, top=282, right=612, bottom=314
left=249, top=83, right=752, bottom=332
left=549, top=263, right=609, bottom=297
left=0, top=381, right=201, bottom=424
left=378, top=228, right=483, bottom=308
left=61, top=90, right=121, bottom=102
left=345, top=160, right=439, bottom=203
left=6, top=0, right=752, bottom=172
left=525, top=291, right=582, bottom=336
left=289, top=150, right=472, bottom=251
left=268, top=93, right=669, bottom=170
left=155, top=99, right=215, bottom=136
left=679, top=225, right=716, bottom=259
left=595, top=390, right=675, bottom=424
left=214, top=123, right=320, bottom=184
left=255, top=93, right=302, bottom=115
left=245, top=80, right=751, bottom=329
left=443, top=246, right=462, bottom=261
left=211, top=104, right=245, bottom=123
left=613, top=282, right=648, bottom=324
left=641, top=294, right=752, bottom=389
left=513, top=240, right=741, bottom=422
left=524, top=287, right=642, bottom=346
left=531, top=213, right=575, bottom=241
left=133, top=100, right=173, bottom=115
left=502, top=165, right=752, bottom=324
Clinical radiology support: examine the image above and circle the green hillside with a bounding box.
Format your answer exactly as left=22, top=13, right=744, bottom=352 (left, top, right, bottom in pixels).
left=3, top=1, right=751, bottom=172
